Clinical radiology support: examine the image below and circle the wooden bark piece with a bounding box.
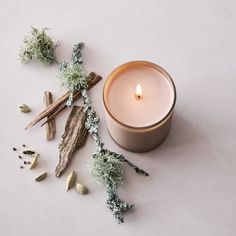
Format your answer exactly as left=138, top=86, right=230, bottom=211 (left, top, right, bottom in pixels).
left=25, top=72, right=102, bottom=129
left=55, top=106, right=88, bottom=177
left=44, top=91, right=56, bottom=140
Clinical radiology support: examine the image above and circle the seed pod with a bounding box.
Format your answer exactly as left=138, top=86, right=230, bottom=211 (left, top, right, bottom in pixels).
left=35, top=172, right=47, bottom=182
left=19, top=104, right=31, bottom=113
left=29, top=154, right=39, bottom=170
left=23, top=150, right=36, bottom=155
left=76, top=183, right=88, bottom=195
left=66, top=171, right=77, bottom=191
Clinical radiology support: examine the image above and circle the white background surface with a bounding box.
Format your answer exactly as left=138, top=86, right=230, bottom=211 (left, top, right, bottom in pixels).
left=0, top=0, right=235, bottom=235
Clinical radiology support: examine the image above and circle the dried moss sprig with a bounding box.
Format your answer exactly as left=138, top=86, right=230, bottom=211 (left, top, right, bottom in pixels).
left=59, top=43, right=87, bottom=106
left=92, top=150, right=123, bottom=186
left=59, top=43, right=149, bottom=223
left=19, top=27, right=58, bottom=65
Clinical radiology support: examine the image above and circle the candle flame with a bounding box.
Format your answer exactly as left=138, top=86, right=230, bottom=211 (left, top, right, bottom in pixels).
left=135, top=84, right=142, bottom=100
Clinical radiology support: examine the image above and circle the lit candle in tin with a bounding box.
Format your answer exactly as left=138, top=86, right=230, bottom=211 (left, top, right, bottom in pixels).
left=103, top=61, right=176, bottom=152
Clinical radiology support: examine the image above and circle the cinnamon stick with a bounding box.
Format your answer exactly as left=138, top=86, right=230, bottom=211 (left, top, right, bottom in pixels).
left=55, top=106, right=88, bottom=177
left=25, top=72, right=102, bottom=129
left=41, top=105, right=66, bottom=127
left=43, top=91, right=56, bottom=140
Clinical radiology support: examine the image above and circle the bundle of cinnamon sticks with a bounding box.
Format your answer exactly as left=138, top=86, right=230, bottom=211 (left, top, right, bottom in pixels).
left=25, top=72, right=102, bottom=130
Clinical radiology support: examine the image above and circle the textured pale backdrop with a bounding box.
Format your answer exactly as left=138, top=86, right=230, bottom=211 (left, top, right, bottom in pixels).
left=0, top=0, right=235, bottom=235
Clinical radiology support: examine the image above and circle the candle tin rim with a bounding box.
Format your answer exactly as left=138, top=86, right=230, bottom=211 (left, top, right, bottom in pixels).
left=103, top=60, right=177, bottom=130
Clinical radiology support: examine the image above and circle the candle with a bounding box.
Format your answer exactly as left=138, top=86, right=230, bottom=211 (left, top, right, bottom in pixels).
left=103, top=61, right=176, bottom=152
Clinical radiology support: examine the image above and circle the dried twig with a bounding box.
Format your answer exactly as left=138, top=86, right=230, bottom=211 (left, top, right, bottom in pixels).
left=25, top=72, right=102, bottom=130
left=44, top=91, right=56, bottom=140
left=41, top=105, right=66, bottom=127
left=55, top=106, right=88, bottom=177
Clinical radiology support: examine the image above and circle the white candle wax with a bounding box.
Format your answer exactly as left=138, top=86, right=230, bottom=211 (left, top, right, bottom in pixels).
left=106, top=65, right=174, bottom=127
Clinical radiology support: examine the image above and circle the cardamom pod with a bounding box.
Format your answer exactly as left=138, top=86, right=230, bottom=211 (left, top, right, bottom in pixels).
left=76, top=183, right=88, bottom=195
left=35, top=172, right=47, bottom=182
left=29, top=153, right=39, bottom=170
left=23, top=150, right=36, bottom=155
left=66, top=171, right=77, bottom=191
left=19, top=104, right=31, bottom=113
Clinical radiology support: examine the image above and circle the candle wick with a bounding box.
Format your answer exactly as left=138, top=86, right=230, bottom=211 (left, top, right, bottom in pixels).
left=135, top=84, right=142, bottom=100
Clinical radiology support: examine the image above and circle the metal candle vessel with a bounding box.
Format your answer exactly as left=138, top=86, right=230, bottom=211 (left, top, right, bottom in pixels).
left=103, top=61, right=176, bottom=152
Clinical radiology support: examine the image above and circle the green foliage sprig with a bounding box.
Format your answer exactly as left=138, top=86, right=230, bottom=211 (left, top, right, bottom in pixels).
left=92, top=149, right=123, bottom=186
left=59, top=43, right=149, bottom=223
left=19, top=27, right=58, bottom=65
left=59, top=43, right=86, bottom=107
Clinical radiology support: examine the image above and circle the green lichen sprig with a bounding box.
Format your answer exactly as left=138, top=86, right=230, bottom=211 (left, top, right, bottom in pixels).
left=82, top=89, right=148, bottom=223
left=59, top=43, right=87, bottom=107
left=59, top=43, right=149, bottom=223
left=19, top=27, right=59, bottom=65
left=91, top=150, right=123, bottom=186
left=91, top=149, right=134, bottom=222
